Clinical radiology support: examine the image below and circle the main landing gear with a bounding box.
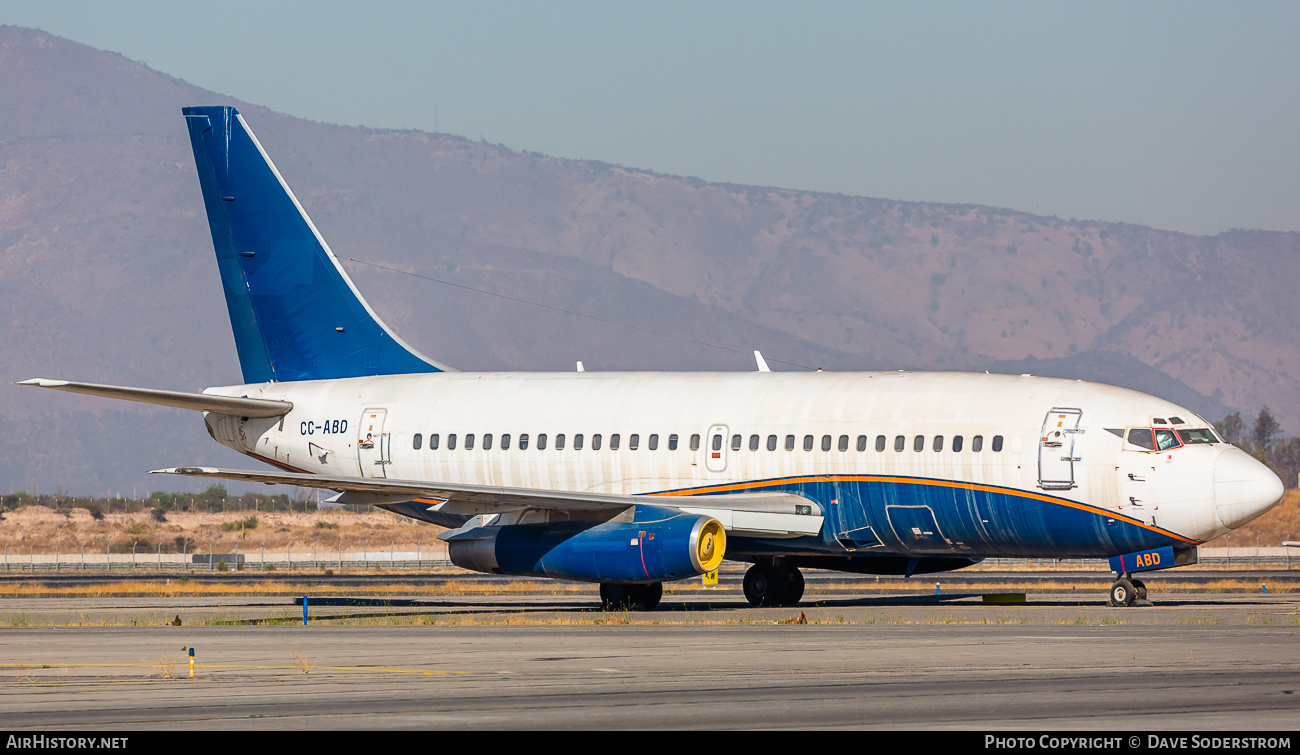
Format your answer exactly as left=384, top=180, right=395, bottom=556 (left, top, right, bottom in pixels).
left=1108, top=576, right=1148, bottom=607
left=743, top=562, right=805, bottom=607
left=599, top=582, right=663, bottom=610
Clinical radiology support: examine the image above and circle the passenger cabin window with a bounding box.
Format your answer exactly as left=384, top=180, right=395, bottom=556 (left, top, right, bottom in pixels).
left=731, top=434, right=742, bottom=451
left=413, top=433, right=422, bottom=450
left=767, top=435, right=778, bottom=451
left=933, top=435, right=943, bottom=452
left=690, top=434, right=700, bottom=451
left=648, top=434, right=658, bottom=450
left=555, top=433, right=565, bottom=450
left=838, top=435, right=849, bottom=452
left=610, top=434, right=620, bottom=450
left=500, top=433, right=510, bottom=450
left=430, top=433, right=440, bottom=450
left=592, top=434, right=603, bottom=450
left=785, top=435, right=796, bottom=451
left=951, top=435, right=963, bottom=452
left=629, top=434, right=639, bottom=451
left=804, top=435, right=815, bottom=451
left=749, top=434, right=760, bottom=451
left=1154, top=429, right=1181, bottom=451
left=482, top=433, right=493, bottom=450
left=668, top=434, right=678, bottom=451
left=574, top=434, right=584, bottom=450
left=518, top=433, right=529, bottom=450
left=894, top=435, right=905, bottom=452
left=876, top=435, right=886, bottom=452
left=992, top=435, right=1004, bottom=452
left=856, top=435, right=867, bottom=452
left=821, top=435, right=832, bottom=452
left=465, top=433, right=475, bottom=450
left=971, top=435, right=983, bottom=452
left=913, top=435, right=924, bottom=452
left=448, top=433, right=457, bottom=450
left=713, top=434, right=723, bottom=452
left=1127, top=428, right=1155, bottom=451
left=536, top=433, right=546, bottom=450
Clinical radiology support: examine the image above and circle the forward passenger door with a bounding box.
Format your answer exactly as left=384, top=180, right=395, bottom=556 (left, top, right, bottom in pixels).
left=1038, top=408, right=1082, bottom=490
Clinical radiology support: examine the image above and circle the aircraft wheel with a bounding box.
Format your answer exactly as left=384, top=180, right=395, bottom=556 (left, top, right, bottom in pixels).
left=778, top=567, right=805, bottom=606
left=1109, top=578, right=1136, bottom=607
left=743, top=564, right=778, bottom=607
left=634, top=582, right=663, bottom=610
left=1133, top=579, right=1148, bottom=601
left=599, top=583, right=631, bottom=610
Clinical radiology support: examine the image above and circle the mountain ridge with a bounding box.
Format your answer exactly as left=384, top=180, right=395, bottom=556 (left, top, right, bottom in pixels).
left=0, top=25, right=1290, bottom=494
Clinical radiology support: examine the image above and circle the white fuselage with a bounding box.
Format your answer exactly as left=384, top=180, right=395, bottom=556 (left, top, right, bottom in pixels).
left=202, top=370, right=1282, bottom=554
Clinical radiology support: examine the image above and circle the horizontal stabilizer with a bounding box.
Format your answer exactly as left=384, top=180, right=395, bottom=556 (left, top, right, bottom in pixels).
left=17, top=379, right=293, bottom=418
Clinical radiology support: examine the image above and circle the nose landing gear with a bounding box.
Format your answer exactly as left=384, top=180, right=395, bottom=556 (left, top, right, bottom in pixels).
left=1108, top=576, right=1149, bottom=607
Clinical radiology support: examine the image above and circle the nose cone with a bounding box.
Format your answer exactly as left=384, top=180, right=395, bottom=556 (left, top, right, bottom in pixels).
left=1214, top=449, right=1284, bottom=530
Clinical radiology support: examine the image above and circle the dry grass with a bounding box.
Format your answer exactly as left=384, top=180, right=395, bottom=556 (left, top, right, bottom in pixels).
left=292, top=646, right=315, bottom=674
left=0, top=506, right=448, bottom=556
left=1203, top=488, right=1300, bottom=547
left=146, top=652, right=179, bottom=679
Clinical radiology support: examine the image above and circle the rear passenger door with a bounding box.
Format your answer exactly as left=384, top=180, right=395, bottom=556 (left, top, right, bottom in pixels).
left=705, top=424, right=728, bottom=473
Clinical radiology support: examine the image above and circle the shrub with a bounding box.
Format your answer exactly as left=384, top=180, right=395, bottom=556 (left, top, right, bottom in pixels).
left=216, top=560, right=228, bottom=572
left=221, top=516, right=259, bottom=532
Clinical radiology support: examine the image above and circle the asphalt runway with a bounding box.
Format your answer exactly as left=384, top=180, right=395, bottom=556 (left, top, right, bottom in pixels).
left=1, top=588, right=1297, bottom=730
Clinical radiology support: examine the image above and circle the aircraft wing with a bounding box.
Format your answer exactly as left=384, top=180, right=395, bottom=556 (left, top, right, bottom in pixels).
left=149, top=467, right=825, bottom=536
left=152, top=466, right=652, bottom=513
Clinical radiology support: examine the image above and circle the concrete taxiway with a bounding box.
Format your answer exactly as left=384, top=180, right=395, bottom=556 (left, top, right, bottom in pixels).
left=0, top=586, right=1297, bottom=729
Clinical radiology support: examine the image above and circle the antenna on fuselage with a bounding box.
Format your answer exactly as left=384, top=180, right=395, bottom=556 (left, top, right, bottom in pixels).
left=754, top=351, right=771, bottom=372
left=576, top=361, right=585, bottom=372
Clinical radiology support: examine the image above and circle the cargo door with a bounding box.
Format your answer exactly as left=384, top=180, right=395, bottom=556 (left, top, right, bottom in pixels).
left=1038, top=408, right=1083, bottom=490
left=357, top=408, right=390, bottom=478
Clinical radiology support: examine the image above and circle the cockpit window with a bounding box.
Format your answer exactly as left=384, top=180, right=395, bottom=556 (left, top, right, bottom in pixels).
left=1127, top=428, right=1155, bottom=451
left=1154, top=428, right=1181, bottom=451
left=1176, top=427, right=1217, bottom=445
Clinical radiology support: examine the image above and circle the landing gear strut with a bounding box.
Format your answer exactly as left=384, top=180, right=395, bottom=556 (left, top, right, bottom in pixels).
left=743, top=563, right=805, bottom=607
left=599, top=582, right=663, bottom=610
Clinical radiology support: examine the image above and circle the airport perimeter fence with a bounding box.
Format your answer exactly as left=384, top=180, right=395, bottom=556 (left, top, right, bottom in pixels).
left=0, top=545, right=452, bottom=573
left=0, top=546, right=1297, bottom=574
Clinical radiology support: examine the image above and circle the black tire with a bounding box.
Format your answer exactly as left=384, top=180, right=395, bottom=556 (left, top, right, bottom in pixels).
left=636, top=582, right=663, bottom=610
left=599, top=583, right=631, bottom=610
left=1109, top=578, right=1135, bottom=607
left=780, top=568, right=805, bottom=606
left=743, top=565, right=777, bottom=607
left=1133, top=579, right=1147, bottom=601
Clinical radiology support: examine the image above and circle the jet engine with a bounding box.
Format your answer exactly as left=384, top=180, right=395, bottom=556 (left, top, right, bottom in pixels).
left=448, top=510, right=725, bottom=583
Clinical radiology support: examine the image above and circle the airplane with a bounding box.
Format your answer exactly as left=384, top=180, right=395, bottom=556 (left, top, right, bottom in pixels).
left=19, top=106, right=1286, bottom=609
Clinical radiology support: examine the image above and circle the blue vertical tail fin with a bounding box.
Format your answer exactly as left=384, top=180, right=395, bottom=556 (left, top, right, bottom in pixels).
left=182, top=106, right=452, bottom=383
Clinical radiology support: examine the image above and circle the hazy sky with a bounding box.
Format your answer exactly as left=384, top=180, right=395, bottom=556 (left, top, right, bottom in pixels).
left=5, top=1, right=1299, bottom=235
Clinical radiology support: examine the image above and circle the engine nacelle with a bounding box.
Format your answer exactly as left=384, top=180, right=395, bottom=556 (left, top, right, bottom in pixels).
left=449, top=511, right=726, bottom=583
